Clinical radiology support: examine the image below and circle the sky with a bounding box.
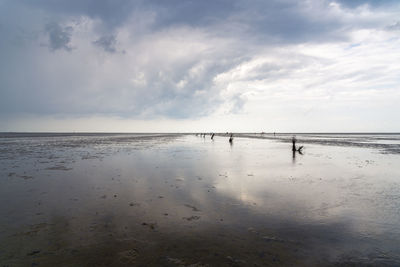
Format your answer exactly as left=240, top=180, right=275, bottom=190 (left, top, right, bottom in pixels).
left=0, top=0, right=399, bottom=132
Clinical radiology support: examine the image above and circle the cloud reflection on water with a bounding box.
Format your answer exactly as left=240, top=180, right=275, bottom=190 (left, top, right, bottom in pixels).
left=1, top=134, right=400, bottom=265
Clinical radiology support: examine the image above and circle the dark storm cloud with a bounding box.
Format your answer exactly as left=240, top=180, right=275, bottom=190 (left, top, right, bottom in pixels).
left=233, top=1, right=342, bottom=43
left=12, top=0, right=392, bottom=48
left=21, top=0, right=138, bottom=29
left=335, top=0, right=399, bottom=8
left=93, top=35, right=117, bottom=53
left=17, top=0, right=345, bottom=43
left=11, top=0, right=400, bottom=43
left=21, top=0, right=237, bottom=28
left=45, top=22, right=73, bottom=51
left=146, top=0, right=238, bottom=28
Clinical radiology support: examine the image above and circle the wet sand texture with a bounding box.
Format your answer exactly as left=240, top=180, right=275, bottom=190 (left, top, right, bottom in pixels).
left=1, top=133, right=400, bottom=266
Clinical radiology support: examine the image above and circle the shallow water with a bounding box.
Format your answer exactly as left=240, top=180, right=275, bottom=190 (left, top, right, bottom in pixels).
left=240, top=133, right=400, bottom=154
left=1, top=133, right=400, bottom=266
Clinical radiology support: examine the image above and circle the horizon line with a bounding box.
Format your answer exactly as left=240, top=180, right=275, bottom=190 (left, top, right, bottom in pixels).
left=1, top=132, right=400, bottom=135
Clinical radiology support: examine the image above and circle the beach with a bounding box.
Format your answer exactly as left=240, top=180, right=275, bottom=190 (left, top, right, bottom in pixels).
left=1, top=133, right=400, bottom=266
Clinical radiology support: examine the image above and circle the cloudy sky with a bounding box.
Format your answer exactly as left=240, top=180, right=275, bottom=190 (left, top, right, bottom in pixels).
left=0, top=0, right=399, bottom=132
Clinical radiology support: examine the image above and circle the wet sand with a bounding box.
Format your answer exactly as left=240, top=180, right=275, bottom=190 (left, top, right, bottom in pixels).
left=1, top=133, right=400, bottom=266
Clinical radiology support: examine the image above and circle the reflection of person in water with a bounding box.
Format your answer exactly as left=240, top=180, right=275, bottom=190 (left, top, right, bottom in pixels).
left=292, top=149, right=296, bottom=163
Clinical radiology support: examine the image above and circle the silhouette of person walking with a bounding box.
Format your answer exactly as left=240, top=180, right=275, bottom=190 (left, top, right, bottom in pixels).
left=292, top=136, right=297, bottom=152
left=292, top=135, right=303, bottom=153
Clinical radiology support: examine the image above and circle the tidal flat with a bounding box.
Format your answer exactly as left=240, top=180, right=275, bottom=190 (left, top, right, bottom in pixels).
left=1, top=133, right=400, bottom=266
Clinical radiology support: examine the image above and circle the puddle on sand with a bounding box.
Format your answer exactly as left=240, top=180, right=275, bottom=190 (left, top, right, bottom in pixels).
left=1, top=134, right=400, bottom=266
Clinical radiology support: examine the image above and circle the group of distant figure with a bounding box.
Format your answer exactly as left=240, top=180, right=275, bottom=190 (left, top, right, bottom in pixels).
left=196, top=132, right=303, bottom=153
left=196, top=132, right=233, bottom=143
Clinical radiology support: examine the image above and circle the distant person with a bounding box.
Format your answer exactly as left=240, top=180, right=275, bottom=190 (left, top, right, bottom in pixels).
left=292, top=135, right=303, bottom=153
left=229, top=133, right=233, bottom=143
left=292, top=136, right=297, bottom=152
left=211, top=133, right=215, bottom=140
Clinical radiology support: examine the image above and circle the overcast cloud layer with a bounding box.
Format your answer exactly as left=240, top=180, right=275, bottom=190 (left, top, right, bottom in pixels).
left=0, top=0, right=399, bottom=132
